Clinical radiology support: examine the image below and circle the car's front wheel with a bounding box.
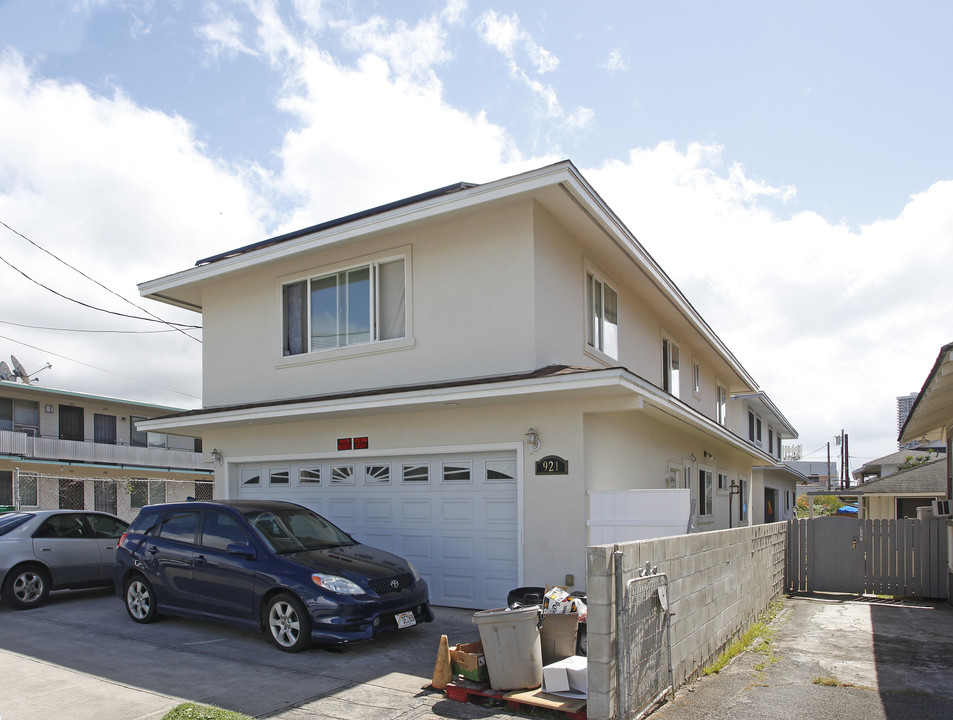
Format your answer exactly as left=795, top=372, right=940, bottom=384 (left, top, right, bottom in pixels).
left=265, top=592, right=312, bottom=652
left=2, top=565, right=50, bottom=609
left=124, top=574, right=159, bottom=623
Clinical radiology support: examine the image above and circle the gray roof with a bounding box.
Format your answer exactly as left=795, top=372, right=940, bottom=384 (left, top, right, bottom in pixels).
left=853, top=457, right=946, bottom=495
left=854, top=448, right=938, bottom=477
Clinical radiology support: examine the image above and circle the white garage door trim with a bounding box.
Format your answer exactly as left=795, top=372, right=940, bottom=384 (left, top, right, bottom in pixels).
left=229, top=444, right=522, bottom=609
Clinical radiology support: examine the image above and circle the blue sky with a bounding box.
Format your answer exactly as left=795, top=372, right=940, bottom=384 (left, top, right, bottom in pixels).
left=1, top=0, right=951, bottom=469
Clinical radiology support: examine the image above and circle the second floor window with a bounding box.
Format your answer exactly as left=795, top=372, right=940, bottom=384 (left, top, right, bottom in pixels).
left=586, top=272, right=619, bottom=359
left=716, top=385, right=727, bottom=426
left=662, top=338, right=680, bottom=396
left=283, top=257, right=405, bottom=356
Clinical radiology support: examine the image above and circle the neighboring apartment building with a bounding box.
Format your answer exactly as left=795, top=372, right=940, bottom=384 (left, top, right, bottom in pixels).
left=0, top=379, right=213, bottom=521
left=897, top=392, right=919, bottom=449
left=137, top=160, right=800, bottom=608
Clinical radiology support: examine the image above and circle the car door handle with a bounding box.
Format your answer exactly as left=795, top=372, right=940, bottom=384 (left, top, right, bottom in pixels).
left=193, top=555, right=207, bottom=566
left=147, top=545, right=159, bottom=555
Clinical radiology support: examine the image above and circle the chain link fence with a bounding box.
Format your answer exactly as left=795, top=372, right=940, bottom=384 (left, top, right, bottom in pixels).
left=13, top=471, right=214, bottom=522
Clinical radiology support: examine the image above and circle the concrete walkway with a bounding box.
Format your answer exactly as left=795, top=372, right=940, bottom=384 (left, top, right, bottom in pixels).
left=648, top=593, right=953, bottom=720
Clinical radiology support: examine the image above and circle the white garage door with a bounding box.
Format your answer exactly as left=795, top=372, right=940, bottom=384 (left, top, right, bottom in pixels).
left=234, top=450, right=518, bottom=609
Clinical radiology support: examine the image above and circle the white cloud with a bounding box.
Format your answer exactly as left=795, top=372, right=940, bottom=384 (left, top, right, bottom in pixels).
left=604, top=49, right=627, bottom=72
left=0, top=50, right=269, bottom=405
left=587, top=146, right=953, bottom=465
left=474, top=9, right=591, bottom=128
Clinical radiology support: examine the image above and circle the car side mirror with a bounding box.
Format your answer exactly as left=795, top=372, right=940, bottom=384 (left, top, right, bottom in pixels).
left=226, top=543, right=256, bottom=559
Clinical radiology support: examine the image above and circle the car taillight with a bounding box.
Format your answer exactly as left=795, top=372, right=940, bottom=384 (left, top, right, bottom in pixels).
left=117, top=532, right=128, bottom=548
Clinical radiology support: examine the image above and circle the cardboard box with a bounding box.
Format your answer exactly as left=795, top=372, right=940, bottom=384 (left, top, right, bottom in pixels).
left=541, top=655, right=588, bottom=697
left=450, top=640, right=488, bottom=682
left=540, top=612, right=579, bottom=665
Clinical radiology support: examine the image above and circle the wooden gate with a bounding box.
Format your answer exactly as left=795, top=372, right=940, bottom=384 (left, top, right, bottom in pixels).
left=787, top=516, right=948, bottom=599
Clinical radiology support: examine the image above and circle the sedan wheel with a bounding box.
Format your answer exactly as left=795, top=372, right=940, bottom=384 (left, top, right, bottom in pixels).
left=124, top=575, right=158, bottom=623
left=2, top=566, right=50, bottom=610
left=266, top=593, right=312, bottom=652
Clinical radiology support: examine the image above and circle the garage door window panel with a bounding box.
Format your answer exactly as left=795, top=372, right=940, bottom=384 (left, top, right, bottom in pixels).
left=364, top=464, right=391, bottom=485
left=299, top=467, right=321, bottom=484
left=402, top=463, right=430, bottom=484
left=240, top=468, right=261, bottom=486
left=485, top=459, right=517, bottom=482
left=269, top=468, right=290, bottom=485
left=442, top=462, right=472, bottom=483
left=330, top=465, right=355, bottom=485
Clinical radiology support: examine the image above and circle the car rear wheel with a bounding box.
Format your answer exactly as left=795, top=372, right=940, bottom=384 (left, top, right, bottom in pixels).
left=2, top=565, right=50, bottom=610
left=124, top=574, right=158, bottom=623
left=265, top=592, right=312, bottom=653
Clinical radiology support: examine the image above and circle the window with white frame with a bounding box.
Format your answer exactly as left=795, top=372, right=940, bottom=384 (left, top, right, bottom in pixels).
left=364, top=464, right=391, bottom=485
left=692, top=360, right=701, bottom=397
left=299, top=467, right=321, bottom=484
left=716, top=385, right=728, bottom=426
left=586, top=271, right=619, bottom=359
left=768, top=428, right=774, bottom=457
left=240, top=467, right=261, bottom=486
left=402, top=463, right=430, bottom=484
left=662, top=338, right=680, bottom=396
left=330, top=465, right=355, bottom=485
left=698, top=469, right=713, bottom=516
left=739, top=479, right=749, bottom=523
left=283, top=256, right=406, bottom=356
left=485, top=459, right=517, bottom=482
left=442, top=461, right=472, bottom=483
left=717, top=472, right=728, bottom=493
left=269, top=468, right=290, bottom=485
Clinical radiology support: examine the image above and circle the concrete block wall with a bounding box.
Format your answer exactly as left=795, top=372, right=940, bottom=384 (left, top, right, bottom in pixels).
left=586, top=523, right=787, bottom=720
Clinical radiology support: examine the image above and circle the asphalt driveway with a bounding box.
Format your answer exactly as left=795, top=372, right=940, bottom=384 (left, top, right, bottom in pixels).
left=0, top=588, right=513, bottom=720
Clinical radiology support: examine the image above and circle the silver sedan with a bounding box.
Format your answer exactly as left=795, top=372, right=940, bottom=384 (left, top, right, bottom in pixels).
left=0, top=509, right=129, bottom=609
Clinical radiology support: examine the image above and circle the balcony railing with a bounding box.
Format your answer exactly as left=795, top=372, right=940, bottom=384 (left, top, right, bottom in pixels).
left=0, top=430, right=212, bottom=472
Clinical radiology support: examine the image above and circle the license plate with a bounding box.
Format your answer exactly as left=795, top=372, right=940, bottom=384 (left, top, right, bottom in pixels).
left=396, top=611, right=417, bottom=629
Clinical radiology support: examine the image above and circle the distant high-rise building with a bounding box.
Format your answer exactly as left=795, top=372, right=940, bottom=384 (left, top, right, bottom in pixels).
left=897, top=392, right=918, bottom=447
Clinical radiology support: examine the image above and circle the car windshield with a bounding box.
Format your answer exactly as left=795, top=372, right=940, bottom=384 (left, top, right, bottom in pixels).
left=0, top=512, right=34, bottom=536
left=245, top=508, right=355, bottom=554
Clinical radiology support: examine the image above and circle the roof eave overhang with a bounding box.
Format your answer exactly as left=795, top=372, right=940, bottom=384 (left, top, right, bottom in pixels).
left=899, top=343, right=953, bottom=441
left=730, top=391, right=798, bottom=437
left=137, top=366, right=779, bottom=467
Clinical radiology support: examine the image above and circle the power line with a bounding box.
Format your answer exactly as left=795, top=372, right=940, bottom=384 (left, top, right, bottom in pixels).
left=0, top=333, right=202, bottom=402
left=0, top=219, right=202, bottom=340
left=0, top=318, right=184, bottom=334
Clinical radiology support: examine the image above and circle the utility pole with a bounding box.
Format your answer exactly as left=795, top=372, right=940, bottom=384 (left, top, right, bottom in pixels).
left=826, top=442, right=832, bottom=491
left=843, top=433, right=850, bottom=488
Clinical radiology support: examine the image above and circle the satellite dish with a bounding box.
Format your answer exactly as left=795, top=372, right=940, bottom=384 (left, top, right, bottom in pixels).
left=0, top=361, right=11, bottom=382
left=10, top=355, right=32, bottom=385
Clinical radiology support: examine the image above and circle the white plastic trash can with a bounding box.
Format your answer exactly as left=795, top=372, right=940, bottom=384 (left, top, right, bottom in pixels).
left=472, top=606, right=543, bottom=690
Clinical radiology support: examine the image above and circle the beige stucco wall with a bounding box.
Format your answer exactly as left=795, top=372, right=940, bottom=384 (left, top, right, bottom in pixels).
left=201, top=199, right=539, bottom=407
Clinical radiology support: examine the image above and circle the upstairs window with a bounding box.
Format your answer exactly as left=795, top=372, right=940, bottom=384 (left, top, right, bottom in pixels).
left=586, top=272, right=619, bottom=359
left=283, top=257, right=406, bottom=356
left=716, top=385, right=728, bottom=426
left=662, top=338, right=680, bottom=396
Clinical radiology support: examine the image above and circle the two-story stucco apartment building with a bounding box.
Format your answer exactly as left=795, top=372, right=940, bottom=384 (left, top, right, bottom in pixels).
left=0, top=381, right=213, bottom=520
left=137, top=161, right=800, bottom=608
